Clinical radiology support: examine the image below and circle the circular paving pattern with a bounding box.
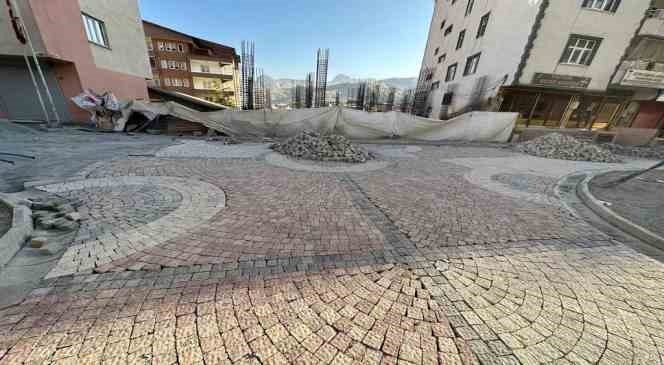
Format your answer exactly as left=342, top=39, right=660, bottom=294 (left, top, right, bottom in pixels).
left=36, top=176, right=226, bottom=278
left=1, top=143, right=664, bottom=365
left=59, top=185, right=183, bottom=245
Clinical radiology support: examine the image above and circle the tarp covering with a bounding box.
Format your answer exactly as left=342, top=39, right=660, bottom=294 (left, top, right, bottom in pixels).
left=84, top=97, right=517, bottom=142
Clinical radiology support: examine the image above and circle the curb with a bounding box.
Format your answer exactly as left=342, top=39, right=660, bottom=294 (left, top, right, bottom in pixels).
left=577, top=173, right=664, bottom=249
left=0, top=194, right=33, bottom=268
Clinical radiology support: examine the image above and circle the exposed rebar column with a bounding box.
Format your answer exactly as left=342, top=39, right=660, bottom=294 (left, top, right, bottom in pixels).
left=241, top=41, right=255, bottom=110
left=305, top=73, right=314, bottom=109
left=314, top=48, right=329, bottom=108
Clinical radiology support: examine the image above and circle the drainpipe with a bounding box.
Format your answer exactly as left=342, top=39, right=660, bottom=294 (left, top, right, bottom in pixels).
left=8, top=0, right=61, bottom=127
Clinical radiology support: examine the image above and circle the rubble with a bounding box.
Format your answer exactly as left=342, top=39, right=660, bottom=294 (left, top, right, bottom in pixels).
left=514, top=133, right=621, bottom=163
left=602, top=143, right=664, bottom=161
left=271, top=131, right=373, bottom=163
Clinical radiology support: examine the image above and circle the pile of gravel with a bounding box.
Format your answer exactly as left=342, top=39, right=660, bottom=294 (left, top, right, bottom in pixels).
left=602, top=143, right=664, bottom=161
left=271, top=131, right=373, bottom=163
left=514, top=133, right=621, bottom=163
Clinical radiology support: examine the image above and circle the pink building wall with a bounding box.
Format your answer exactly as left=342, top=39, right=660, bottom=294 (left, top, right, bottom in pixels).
left=27, top=0, right=148, bottom=123
left=632, top=101, right=664, bottom=129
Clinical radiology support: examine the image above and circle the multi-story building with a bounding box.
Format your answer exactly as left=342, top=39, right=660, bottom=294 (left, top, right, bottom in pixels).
left=418, top=0, right=662, bottom=133
left=143, top=21, right=240, bottom=107
left=0, top=0, right=151, bottom=122
left=610, top=3, right=664, bottom=130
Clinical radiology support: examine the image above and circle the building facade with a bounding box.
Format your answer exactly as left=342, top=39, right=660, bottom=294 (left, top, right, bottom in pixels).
left=418, top=0, right=663, bottom=133
left=143, top=21, right=240, bottom=107
left=0, top=0, right=151, bottom=122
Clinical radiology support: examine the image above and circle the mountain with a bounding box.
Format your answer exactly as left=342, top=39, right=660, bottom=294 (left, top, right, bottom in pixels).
left=266, top=74, right=417, bottom=105
left=329, top=74, right=358, bottom=85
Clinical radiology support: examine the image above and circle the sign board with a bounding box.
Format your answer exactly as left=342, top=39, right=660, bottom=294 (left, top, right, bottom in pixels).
left=532, top=73, right=591, bottom=89
left=621, top=69, right=664, bottom=89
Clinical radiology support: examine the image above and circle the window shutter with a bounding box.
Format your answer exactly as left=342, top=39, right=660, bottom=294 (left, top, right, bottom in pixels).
left=559, top=38, right=575, bottom=63
left=581, top=0, right=592, bottom=8
left=586, top=38, right=603, bottom=65
left=610, top=0, right=621, bottom=12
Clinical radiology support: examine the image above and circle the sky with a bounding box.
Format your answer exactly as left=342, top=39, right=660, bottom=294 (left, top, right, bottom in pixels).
left=139, top=0, right=433, bottom=80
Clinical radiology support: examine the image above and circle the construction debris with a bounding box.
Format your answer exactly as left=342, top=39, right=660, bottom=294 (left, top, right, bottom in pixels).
left=271, top=131, right=373, bottom=163
left=602, top=143, right=664, bottom=161
left=514, top=133, right=621, bottom=163
left=71, top=90, right=123, bottom=130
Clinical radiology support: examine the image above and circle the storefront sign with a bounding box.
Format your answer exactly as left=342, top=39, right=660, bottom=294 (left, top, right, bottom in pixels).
left=622, top=69, right=664, bottom=89
left=532, top=73, right=591, bottom=89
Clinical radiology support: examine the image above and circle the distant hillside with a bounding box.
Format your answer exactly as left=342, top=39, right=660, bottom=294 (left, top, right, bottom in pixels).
left=265, top=74, right=417, bottom=105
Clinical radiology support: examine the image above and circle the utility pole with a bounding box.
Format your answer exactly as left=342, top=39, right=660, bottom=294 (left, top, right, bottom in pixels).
left=8, top=0, right=61, bottom=127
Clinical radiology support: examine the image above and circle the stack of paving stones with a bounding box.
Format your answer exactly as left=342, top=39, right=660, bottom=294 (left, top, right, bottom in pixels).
left=602, top=143, right=664, bottom=160
left=514, top=133, right=621, bottom=163
left=271, top=131, right=373, bottom=163
left=30, top=197, right=79, bottom=233
left=0, top=201, right=11, bottom=237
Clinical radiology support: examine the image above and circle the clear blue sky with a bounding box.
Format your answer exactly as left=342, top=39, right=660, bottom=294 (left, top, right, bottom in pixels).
left=139, top=0, right=433, bottom=80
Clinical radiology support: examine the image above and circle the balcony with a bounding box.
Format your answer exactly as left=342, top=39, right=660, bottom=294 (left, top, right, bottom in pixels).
left=641, top=8, right=664, bottom=37
left=619, top=67, right=664, bottom=89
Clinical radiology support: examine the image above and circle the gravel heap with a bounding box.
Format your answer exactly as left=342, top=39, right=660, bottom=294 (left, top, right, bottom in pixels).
left=514, top=133, right=621, bottom=163
left=271, top=131, right=373, bottom=163
left=602, top=143, right=664, bottom=161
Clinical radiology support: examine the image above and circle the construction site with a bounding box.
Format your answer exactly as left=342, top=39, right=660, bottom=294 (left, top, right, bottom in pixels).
left=2, top=0, right=664, bottom=365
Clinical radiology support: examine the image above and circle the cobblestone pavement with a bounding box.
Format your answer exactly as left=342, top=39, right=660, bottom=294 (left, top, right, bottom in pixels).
left=0, top=202, right=11, bottom=238
left=2, top=142, right=664, bottom=364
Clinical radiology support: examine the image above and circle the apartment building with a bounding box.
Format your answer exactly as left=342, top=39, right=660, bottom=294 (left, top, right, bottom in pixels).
left=418, top=0, right=662, bottom=131
left=0, top=0, right=151, bottom=122
left=143, top=21, right=240, bottom=107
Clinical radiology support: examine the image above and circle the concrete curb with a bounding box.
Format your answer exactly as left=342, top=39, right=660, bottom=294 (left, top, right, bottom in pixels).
left=0, top=194, right=33, bottom=268
left=577, top=173, right=664, bottom=249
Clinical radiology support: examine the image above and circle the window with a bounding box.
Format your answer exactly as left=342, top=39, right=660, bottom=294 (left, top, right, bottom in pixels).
left=160, top=60, right=168, bottom=69
left=440, top=20, right=446, bottom=30
left=456, top=30, right=466, bottom=50
left=560, top=35, right=602, bottom=66
left=431, top=81, right=440, bottom=90
left=146, top=38, right=153, bottom=51
left=465, top=0, right=475, bottom=16
left=168, top=60, right=178, bottom=69
left=154, top=78, right=160, bottom=87
left=434, top=48, right=439, bottom=56
left=158, top=41, right=165, bottom=51
left=442, top=92, right=453, bottom=105
left=438, top=54, right=446, bottom=64
left=581, top=0, right=621, bottom=12
left=149, top=56, right=156, bottom=68
left=463, top=53, right=481, bottom=76
left=444, top=25, right=453, bottom=36
left=477, top=12, right=490, bottom=38
left=165, top=42, right=177, bottom=52
left=82, top=13, right=109, bottom=47
left=200, top=64, right=211, bottom=73
left=183, top=79, right=190, bottom=87
left=164, top=78, right=172, bottom=87
left=179, top=62, right=187, bottom=71
left=178, top=44, right=186, bottom=53
left=445, top=63, right=458, bottom=82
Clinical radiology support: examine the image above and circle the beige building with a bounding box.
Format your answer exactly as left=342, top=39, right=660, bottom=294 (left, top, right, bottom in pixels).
left=0, top=0, right=150, bottom=122
left=418, top=0, right=663, bottom=132
left=143, top=21, right=240, bottom=107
